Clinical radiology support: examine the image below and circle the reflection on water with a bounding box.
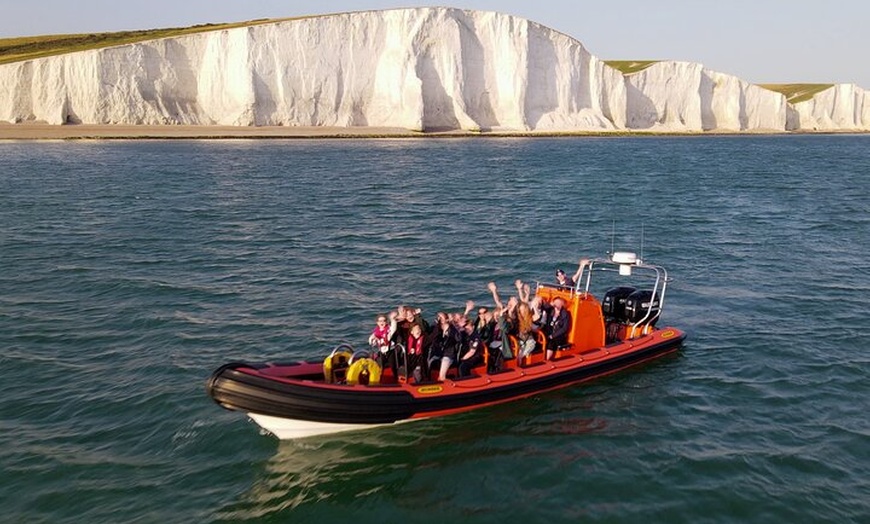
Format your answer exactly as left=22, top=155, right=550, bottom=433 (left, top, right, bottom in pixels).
left=217, top=356, right=681, bottom=520
left=217, top=418, right=460, bottom=519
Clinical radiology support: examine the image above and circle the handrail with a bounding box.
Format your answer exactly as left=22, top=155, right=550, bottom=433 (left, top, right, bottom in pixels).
left=574, top=255, right=670, bottom=336
left=329, top=342, right=356, bottom=358
left=348, top=348, right=372, bottom=364
left=393, top=343, right=408, bottom=382
left=627, top=265, right=665, bottom=331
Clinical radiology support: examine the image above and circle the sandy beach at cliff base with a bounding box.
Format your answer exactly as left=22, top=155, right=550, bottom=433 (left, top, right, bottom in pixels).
left=0, top=123, right=429, bottom=140
left=2, top=123, right=830, bottom=140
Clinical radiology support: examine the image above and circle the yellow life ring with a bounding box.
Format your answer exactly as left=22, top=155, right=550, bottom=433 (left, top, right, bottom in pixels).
left=323, top=350, right=352, bottom=383
left=346, top=358, right=382, bottom=386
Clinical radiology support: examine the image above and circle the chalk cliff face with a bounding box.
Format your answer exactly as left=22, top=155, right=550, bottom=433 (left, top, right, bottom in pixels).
left=789, top=84, right=870, bottom=131
left=0, top=7, right=866, bottom=132
left=624, top=61, right=790, bottom=131
left=0, top=8, right=625, bottom=131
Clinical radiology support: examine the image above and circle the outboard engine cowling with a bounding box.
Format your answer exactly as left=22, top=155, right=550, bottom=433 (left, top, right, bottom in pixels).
left=624, top=290, right=661, bottom=325
left=603, top=286, right=637, bottom=343
left=602, top=286, right=637, bottom=322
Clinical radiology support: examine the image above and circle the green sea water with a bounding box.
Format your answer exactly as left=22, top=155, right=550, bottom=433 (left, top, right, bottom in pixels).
left=1, top=136, right=867, bottom=523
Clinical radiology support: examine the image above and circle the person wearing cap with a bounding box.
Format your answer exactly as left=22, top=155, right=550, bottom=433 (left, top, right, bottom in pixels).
left=555, top=268, right=575, bottom=288
left=571, top=258, right=591, bottom=285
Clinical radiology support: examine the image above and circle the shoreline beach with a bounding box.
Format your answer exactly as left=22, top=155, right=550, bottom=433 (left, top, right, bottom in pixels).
left=0, top=123, right=865, bottom=140
left=0, top=123, right=424, bottom=140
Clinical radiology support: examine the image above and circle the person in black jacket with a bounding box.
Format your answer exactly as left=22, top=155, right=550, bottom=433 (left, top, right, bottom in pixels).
left=458, top=316, right=484, bottom=377
left=546, top=297, right=571, bottom=361
left=429, top=311, right=464, bottom=381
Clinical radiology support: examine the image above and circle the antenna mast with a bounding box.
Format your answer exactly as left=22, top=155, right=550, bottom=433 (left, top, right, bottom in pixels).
left=640, top=223, right=645, bottom=262
left=610, top=220, right=615, bottom=255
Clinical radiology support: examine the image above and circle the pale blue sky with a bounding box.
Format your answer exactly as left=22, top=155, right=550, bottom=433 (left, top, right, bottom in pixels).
left=2, top=0, right=867, bottom=88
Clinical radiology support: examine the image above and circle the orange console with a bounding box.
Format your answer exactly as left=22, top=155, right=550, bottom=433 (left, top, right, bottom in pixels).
left=535, top=285, right=606, bottom=352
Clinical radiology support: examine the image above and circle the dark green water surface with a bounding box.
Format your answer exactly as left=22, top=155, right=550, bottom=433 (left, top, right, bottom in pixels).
left=1, top=136, right=867, bottom=523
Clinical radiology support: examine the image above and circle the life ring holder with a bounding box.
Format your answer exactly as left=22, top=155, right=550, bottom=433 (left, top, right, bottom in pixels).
left=323, top=342, right=354, bottom=384
left=346, top=353, right=382, bottom=386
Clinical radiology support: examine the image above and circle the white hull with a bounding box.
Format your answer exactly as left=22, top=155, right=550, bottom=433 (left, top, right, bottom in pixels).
left=248, top=413, right=392, bottom=440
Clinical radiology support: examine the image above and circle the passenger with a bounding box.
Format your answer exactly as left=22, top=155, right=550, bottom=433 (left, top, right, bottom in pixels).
left=426, top=312, right=445, bottom=372
left=515, top=301, right=536, bottom=363
left=408, top=306, right=429, bottom=333
left=545, top=297, right=571, bottom=361
left=368, top=311, right=397, bottom=371
left=530, top=296, right=549, bottom=333
left=393, top=305, right=412, bottom=345
left=447, top=301, right=475, bottom=326
left=478, top=308, right=504, bottom=371
left=571, top=258, right=591, bottom=287
left=405, top=323, right=428, bottom=383
left=512, top=279, right=538, bottom=363
left=556, top=268, right=575, bottom=288
left=484, top=309, right=506, bottom=372
left=514, top=278, right=532, bottom=304
left=473, top=289, right=503, bottom=371
left=394, top=305, right=426, bottom=347
left=368, top=313, right=396, bottom=353
left=471, top=304, right=496, bottom=345
left=487, top=281, right=517, bottom=360
left=430, top=311, right=463, bottom=381
left=457, top=316, right=484, bottom=377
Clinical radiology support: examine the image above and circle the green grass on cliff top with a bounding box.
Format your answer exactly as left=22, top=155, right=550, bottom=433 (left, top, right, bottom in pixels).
left=605, top=60, right=658, bottom=75
left=606, top=61, right=835, bottom=104
left=0, top=18, right=304, bottom=65
left=759, top=83, right=834, bottom=104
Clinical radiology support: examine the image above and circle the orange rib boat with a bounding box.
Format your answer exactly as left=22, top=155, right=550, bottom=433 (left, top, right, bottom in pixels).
left=207, top=252, right=686, bottom=439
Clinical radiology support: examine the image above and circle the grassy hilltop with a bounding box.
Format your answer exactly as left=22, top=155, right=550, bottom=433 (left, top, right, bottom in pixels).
left=757, top=84, right=835, bottom=103
left=0, top=18, right=301, bottom=66
left=605, top=60, right=659, bottom=75
left=604, top=61, right=834, bottom=103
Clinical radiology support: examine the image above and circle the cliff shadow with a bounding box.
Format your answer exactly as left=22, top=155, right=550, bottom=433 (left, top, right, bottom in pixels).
left=524, top=25, right=559, bottom=129
left=416, top=48, right=460, bottom=132
left=141, top=41, right=202, bottom=124
left=327, top=68, right=371, bottom=127
left=786, top=105, right=801, bottom=130
left=63, top=99, right=81, bottom=125
left=739, top=87, right=749, bottom=130
left=455, top=14, right=498, bottom=131
left=252, top=72, right=278, bottom=126
left=624, top=81, right=658, bottom=130
left=700, top=72, right=717, bottom=131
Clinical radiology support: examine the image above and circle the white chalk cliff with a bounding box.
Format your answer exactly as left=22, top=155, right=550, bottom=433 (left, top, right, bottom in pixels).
left=789, top=83, right=870, bottom=131
left=624, top=61, right=791, bottom=131
left=0, top=7, right=866, bottom=132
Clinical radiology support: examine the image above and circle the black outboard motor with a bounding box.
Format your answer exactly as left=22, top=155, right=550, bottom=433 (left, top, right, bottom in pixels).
left=624, top=289, right=661, bottom=326
left=602, top=286, right=636, bottom=343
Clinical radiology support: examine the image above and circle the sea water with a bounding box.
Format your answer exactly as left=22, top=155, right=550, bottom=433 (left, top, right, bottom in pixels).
left=1, top=136, right=868, bottom=523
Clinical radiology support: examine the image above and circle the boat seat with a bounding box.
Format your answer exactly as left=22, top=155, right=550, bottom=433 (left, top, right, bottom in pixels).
left=552, top=342, right=571, bottom=359
left=508, top=335, right=534, bottom=367
left=511, top=333, right=551, bottom=367
left=531, top=332, right=571, bottom=362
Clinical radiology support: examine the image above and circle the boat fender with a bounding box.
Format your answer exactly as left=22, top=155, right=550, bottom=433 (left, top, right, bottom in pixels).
left=346, top=358, right=382, bottom=386
left=323, top=351, right=352, bottom=383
